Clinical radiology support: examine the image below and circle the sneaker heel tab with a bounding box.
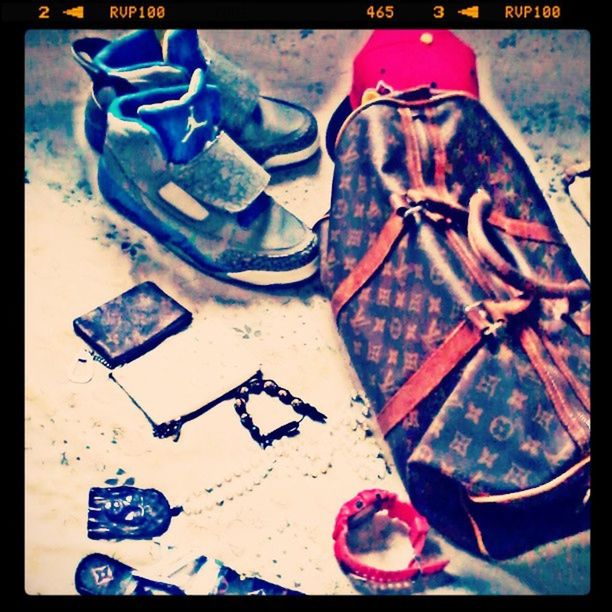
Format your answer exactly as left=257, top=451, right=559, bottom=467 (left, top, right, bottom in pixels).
left=71, top=37, right=112, bottom=80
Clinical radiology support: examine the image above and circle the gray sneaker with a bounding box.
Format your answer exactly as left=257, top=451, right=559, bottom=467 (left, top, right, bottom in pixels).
left=72, top=29, right=320, bottom=169
left=98, top=68, right=319, bottom=286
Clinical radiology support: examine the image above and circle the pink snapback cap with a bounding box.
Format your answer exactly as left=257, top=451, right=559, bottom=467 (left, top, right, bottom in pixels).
left=326, top=30, right=479, bottom=158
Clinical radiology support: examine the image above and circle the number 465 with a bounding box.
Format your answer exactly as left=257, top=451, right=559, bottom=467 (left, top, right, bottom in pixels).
left=367, top=5, right=395, bottom=18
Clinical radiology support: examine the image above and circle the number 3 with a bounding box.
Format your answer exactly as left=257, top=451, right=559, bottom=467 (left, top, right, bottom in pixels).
left=433, top=5, right=444, bottom=18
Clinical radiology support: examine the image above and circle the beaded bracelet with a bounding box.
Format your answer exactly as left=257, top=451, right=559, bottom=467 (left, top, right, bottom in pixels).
left=234, top=372, right=327, bottom=449
left=110, top=369, right=326, bottom=446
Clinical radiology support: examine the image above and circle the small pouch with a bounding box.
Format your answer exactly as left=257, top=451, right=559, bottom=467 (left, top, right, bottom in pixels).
left=72, top=281, right=192, bottom=368
left=88, top=486, right=182, bottom=540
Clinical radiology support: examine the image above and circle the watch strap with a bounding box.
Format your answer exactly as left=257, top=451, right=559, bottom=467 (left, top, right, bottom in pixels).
left=332, top=489, right=448, bottom=584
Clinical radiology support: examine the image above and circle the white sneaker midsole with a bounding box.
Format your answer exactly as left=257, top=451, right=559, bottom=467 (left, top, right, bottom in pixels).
left=262, top=135, right=321, bottom=170
left=226, top=256, right=319, bottom=286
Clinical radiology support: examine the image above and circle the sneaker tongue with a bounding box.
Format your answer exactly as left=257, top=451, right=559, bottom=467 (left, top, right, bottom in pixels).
left=97, top=30, right=164, bottom=69
left=137, top=68, right=221, bottom=163
left=162, top=29, right=206, bottom=76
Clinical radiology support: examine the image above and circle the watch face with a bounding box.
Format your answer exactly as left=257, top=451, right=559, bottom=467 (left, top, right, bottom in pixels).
left=348, top=503, right=378, bottom=529
left=344, top=488, right=388, bottom=529
left=88, top=486, right=176, bottom=540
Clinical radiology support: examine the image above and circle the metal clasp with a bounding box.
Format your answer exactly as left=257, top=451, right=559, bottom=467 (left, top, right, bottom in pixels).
left=395, top=194, right=424, bottom=222
left=400, top=204, right=424, bottom=219
left=348, top=493, right=385, bottom=529
left=464, top=301, right=506, bottom=338
left=153, top=419, right=183, bottom=442
left=390, top=192, right=425, bottom=221
left=583, top=488, right=591, bottom=505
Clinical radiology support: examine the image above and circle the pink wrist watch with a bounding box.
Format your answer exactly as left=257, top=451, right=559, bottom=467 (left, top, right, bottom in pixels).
left=333, top=489, right=448, bottom=585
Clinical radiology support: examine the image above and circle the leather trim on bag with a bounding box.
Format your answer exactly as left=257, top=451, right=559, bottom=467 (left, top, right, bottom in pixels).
left=541, top=334, right=590, bottom=413
left=568, top=304, right=591, bottom=337
left=312, top=213, right=330, bottom=233
left=467, top=190, right=589, bottom=299
left=487, top=211, right=566, bottom=245
left=399, top=108, right=427, bottom=190
left=519, top=326, right=590, bottom=450
left=462, top=501, right=491, bottom=557
left=423, top=106, right=450, bottom=196
left=468, top=455, right=590, bottom=504
left=331, top=212, right=405, bottom=318
left=445, top=227, right=500, bottom=297
left=413, top=186, right=566, bottom=246
left=377, top=320, right=483, bottom=436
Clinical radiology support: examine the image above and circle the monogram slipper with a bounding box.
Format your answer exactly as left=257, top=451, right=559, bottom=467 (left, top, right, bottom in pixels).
left=75, top=552, right=185, bottom=595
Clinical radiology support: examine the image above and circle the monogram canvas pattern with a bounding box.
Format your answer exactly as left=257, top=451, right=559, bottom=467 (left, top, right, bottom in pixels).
left=73, top=281, right=192, bottom=367
left=323, top=92, right=590, bottom=559
left=408, top=343, right=579, bottom=496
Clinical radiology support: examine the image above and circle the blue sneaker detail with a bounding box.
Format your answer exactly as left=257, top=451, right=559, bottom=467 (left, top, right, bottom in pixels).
left=72, top=30, right=320, bottom=167
left=162, top=29, right=207, bottom=76
left=95, top=29, right=164, bottom=71
left=137, top=69, right=220, bottom=164
left=98, top=82, right=319, bottom=286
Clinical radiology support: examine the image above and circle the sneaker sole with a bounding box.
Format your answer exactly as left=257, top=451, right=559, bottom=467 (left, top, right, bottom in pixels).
left=98, top=157, right=319, bottom=287
left=226, top=256, right=319, bottom=285
left=261, top=134, right=321, bottom=170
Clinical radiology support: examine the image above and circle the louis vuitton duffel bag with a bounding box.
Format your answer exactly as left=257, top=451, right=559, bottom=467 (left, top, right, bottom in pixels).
left=321, top=86, right=590, bottom=559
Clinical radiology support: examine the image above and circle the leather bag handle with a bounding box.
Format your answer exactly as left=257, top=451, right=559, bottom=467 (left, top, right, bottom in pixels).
left=467, top=189, right=590, bottom=299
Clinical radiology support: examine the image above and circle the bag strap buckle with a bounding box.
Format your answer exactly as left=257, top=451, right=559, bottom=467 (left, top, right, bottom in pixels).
left=464, top=301, right=506, bottom=338
left=390, top=193, right=424, bottom=221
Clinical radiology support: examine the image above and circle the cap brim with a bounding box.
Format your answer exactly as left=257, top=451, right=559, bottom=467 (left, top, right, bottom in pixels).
left=325, top=96, right=353, bottom=161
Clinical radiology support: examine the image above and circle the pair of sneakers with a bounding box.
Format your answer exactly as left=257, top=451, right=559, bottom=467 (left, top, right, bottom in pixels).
left=73, top=30, right=321, bottom=286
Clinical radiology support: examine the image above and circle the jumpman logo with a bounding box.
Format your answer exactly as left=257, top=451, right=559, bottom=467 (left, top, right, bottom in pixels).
left=181, top=105, right=208, bottom=143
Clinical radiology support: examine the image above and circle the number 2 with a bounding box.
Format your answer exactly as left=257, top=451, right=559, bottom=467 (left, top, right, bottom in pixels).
left=433, top=5, right=444, bottom=18
left=38, top=5, right=50, bottom=19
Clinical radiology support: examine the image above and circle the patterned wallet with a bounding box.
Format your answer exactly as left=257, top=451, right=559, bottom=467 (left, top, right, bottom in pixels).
left=73, top=281, right=192, bottom=368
